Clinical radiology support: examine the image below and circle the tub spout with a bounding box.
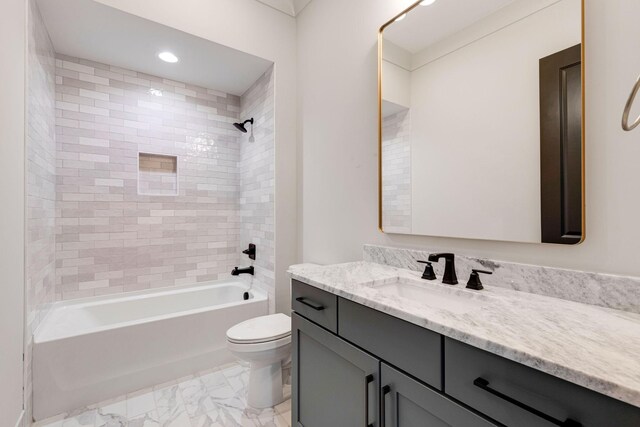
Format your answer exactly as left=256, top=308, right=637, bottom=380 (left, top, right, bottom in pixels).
left=232, top=266, right=254, bottom=276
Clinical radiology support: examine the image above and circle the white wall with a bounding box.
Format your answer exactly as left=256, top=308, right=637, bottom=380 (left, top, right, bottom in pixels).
left=409, top=0, right=580, bottom=242
left=298, top=0, right=640, bottom=278
left=95, top=0, right=298, bottom=313
left=381, top=61, right=411, bottom=109
left=0, top=0, right=26, bottom=424
left=382, top=41, right=411, bottom=108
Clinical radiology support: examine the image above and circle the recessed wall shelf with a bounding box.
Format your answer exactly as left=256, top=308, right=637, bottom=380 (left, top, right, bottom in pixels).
left=138, top=152, right=178, bottom=196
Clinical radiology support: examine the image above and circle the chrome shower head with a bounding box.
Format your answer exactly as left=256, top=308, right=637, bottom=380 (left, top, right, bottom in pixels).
left=233, top=118, right=254, bottom=133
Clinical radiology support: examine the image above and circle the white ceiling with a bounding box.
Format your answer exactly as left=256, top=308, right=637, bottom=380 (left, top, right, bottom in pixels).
left=255, top=0, right=312, bottom=16
left=383, top=0, right=518, bottom=54
left=37, top=0, right=274, bottom=96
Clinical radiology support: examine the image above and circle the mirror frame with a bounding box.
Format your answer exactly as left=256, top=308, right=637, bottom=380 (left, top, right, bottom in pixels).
left=377, top=0, right=586, bottom=244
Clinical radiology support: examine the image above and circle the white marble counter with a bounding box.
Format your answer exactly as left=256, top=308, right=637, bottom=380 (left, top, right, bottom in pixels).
left=288, top=261, right=640, bottom=408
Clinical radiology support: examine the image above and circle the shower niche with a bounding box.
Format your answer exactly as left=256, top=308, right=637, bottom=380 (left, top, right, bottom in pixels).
left=138, top=152, right=178, bottom=196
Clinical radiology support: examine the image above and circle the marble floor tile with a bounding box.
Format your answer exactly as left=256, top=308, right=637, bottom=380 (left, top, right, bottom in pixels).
left=35, top=362, right=291, bottom=427
left=127, top=391, right=157, bottom=418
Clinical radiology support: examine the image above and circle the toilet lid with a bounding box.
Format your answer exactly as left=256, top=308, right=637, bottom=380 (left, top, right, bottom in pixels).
left=226, top=313, right=291, bottom=344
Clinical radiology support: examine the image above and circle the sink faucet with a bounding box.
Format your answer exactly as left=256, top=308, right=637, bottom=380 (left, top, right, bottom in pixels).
left=232, top=266, right=254, bottom=276
left=427, top=253, right=458, bottom=285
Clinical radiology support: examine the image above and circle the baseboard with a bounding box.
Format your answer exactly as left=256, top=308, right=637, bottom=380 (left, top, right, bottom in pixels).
left=14, top=410, right=25, bottom=427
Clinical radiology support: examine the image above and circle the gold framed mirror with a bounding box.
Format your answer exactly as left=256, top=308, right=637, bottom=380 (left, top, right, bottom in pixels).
left=378, top=0, right=585, bottom=245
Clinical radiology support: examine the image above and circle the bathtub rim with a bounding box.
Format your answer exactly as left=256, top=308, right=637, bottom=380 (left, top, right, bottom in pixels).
left=34, top=279, right=267, bottom=344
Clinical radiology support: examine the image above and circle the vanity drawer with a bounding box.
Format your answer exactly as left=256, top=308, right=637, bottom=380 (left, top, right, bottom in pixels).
left=339, top=298, right=442, bottom=390
left=445, top=338, right=640, bottom=427
left=291, top=280, right=338, bottom=333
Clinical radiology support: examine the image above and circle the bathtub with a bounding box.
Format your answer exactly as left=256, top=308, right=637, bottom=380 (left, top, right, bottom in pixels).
left=33, top=280, right=267, bottom=421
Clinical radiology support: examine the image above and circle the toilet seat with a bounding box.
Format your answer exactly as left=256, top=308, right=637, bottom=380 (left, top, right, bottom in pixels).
left=226, top=313, right=291, bottom=344
left=227, top=334, right=291, bottom=353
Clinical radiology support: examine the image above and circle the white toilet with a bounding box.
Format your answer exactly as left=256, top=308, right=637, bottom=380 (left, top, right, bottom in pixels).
left=226, top=313, right=292, bottom=408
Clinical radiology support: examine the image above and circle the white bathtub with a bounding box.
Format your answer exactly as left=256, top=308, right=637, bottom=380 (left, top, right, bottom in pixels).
left=33, top=280, right=267, bottom=421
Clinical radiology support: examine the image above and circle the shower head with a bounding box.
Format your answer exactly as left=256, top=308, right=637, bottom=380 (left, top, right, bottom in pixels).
left=233, top=118, right=254, bottom=133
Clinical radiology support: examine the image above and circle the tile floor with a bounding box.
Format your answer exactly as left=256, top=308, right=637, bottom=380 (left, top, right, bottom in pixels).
left=35, top=362, right=291, bottom=427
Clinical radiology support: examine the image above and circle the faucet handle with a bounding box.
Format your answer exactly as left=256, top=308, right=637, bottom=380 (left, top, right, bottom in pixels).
left=417, top=260, right=436, bottom=280
left=466, top=269, right=492, bottom=290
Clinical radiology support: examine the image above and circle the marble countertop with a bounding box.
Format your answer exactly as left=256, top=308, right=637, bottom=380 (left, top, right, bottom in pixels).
left=288, top=261, right=640, bottom=408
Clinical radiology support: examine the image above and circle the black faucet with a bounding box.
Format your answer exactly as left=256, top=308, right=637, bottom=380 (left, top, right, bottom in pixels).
left=427, top=253, right=458, bottom=285
left=232, top=266, right=254, bottom=276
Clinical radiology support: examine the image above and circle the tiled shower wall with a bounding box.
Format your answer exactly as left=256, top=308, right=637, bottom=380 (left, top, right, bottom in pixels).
left=382, top=109, right=412, bottom=233
left=55, top=55, right=244, bottom=300
left=239, top=66, right=276, bottom=312
left=26, top=0, right=57, bottom=421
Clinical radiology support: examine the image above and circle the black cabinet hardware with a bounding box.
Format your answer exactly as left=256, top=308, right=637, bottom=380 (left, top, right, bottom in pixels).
left=417, top=260, right=436, bottom=280
left=295, top=297, right=325, bottom=311
left=365, top=374, right=374, bottom=427
left=466, top=269, right=492, bottom=290
left=381, top=385, right=391, bottom=427
left=473, top=377, right=582, bottom=427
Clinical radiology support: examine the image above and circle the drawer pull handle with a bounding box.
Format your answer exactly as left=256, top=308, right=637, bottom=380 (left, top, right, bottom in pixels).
left=365, top=374, right=374, bottom=427
left=473, top=377, right=582, bottom=427
left=295, top=297, right=325, bottom=311
left=381, top=385, right=391, bottom=427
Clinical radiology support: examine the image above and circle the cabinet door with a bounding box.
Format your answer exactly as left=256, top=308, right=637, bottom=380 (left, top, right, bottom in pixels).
left=292, top=313, right=380, bottom=427
left=381, top=364, right=497, bottom=427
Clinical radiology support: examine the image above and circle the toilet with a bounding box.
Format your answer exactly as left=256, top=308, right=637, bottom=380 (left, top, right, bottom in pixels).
left=226, top=313, right=291, bottom=408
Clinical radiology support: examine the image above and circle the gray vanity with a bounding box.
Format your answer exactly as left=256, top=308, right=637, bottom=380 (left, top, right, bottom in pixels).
left=289, top=262, right=640, bottom=427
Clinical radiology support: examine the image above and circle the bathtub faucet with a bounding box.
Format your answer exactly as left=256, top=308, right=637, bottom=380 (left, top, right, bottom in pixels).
left=232, top=266, right=254, bottom=276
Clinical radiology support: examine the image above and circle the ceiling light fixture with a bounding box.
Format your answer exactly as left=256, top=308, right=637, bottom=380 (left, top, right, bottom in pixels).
left=395, top=13, right=407, bottom=22
left=420, top=0, right=437, bottom=5
left=158, top=51, right=179, bottom=63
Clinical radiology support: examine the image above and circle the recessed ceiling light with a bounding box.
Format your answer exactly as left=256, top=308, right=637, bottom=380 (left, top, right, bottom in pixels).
left=395, top=13, right=407, bottom=22
left=420, top=0, right=437, bottom=5
left=158, top=51, right=179, bottom=63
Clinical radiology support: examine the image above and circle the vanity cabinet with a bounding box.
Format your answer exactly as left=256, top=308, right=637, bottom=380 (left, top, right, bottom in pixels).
left=292, top=280, right=338, bottom=333
left=292, top=313, right=380, bottom=427
left=291, top=280, right=640, bottom=427
left=339, top=297, right=442, bottom=390
left=445, top=338, right=640, bottom=427
left=292, top=312, right=495, bottom=427
left=381, top=363, right=497, bottom=427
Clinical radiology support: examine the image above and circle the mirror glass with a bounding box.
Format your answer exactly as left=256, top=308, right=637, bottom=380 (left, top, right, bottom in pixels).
left=380, top=0, right=584, bottom=244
